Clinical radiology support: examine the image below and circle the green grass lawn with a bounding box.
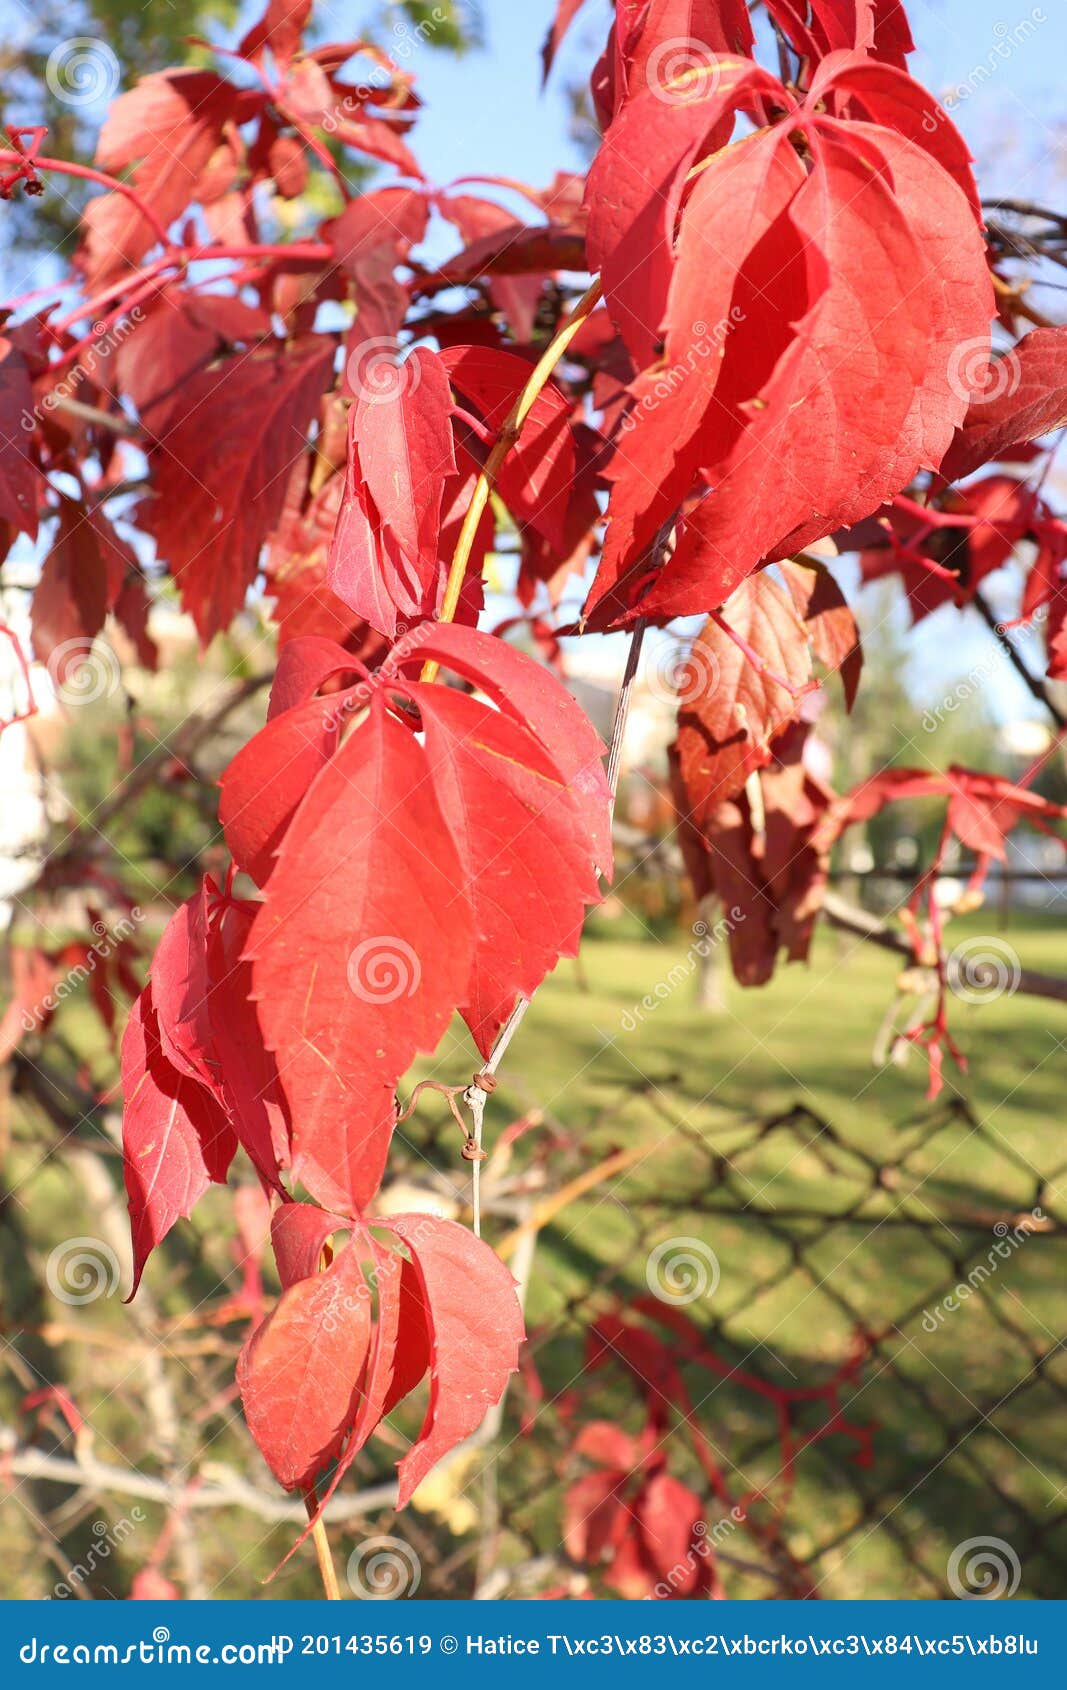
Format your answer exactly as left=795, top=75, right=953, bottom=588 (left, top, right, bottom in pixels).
left=414, top=907, right=1067, bottom=1599
left=2, top=907, right=1064, bottom=1598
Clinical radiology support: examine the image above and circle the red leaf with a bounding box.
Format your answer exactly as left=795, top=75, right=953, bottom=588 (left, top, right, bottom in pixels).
left=206, top=897, right=291, bottom=1184
left=0, top=337, right=38, bottom=538
left=586, top=85, right=991, bottom=626
left=270, top=1201, right=349, bottom=1290
left=671, top=574, right=813, bottom=811
left=238, top=0, right=312, bottom=68
left=142, top=340, right=333, bottom=642
left=941, top=326, right=1067, bottom=481
left=439, top=346, right=582, bottom=552
left=671, top=721, right=834, bottom=986
left=387, top=1214, right=523, bottom=1507
left=267, top=635, right=364, bottom=720
left=778, top=557, right=862, bottom=709
left=541, top=0, right=589, bottom=81
left=237, top=1235, right=372, bottom=1490
left=766, top=0, right=912, bottom=68
left=383, top=622, right=614, bottom=874
left=352, top=345, right=456, bottom=571
left=150, top=882, right=216, bottom=1089
left=30, top=497, right=109, bottom=681
left=414, top=682, right=603, bottom=1054
left=328, top=347, right=456, bottom=636
left=81, top=71, right=240, bottom=283
left=219, top=686, right=359, bottom=888
left=246, top=696, right=474, bottom=1214
left=585, top=57, right=784, bottom=367
left=151, top=884, right=288, bottom=1187
left=563, top=1469, right=629, bottom=1566
left=120, top=987, right=235, bottom=1292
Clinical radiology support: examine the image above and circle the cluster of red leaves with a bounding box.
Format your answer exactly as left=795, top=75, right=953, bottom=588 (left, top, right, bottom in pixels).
left=560, top=1299, right=873, bottom=1599
left=577, top=1, right=992, bottom=629
left=669, top=563, right=856, bottom=983
left=120, top=620, right=608, bottom=1508
left=8, top=0, right=1067, bottom=1545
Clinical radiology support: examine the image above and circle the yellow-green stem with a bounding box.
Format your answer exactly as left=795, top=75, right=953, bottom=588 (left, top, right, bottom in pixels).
left=420, top=276, right=603, bottom=683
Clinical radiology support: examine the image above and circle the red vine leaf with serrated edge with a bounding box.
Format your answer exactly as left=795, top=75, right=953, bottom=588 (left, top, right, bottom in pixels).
left=237, top=1234, right=373, bottom=1491
left=120, top=988, right=236, bottom=1293
left=246, top=693, right=475, bottom=1215
left=142, top=340, right=333, bottom=642
left=671, top=572, right=815, bottom=813
left=387, top=1214, right=523, bottom=1508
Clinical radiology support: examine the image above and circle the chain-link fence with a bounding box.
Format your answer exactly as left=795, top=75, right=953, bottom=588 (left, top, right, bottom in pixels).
left=2, top=1049, right=1065, bottom=1600
left=391, top=1080, right=1067, bottom=1601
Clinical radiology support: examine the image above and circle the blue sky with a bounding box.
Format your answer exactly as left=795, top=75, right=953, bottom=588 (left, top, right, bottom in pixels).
left=406, top=1, right=1066, bottom=206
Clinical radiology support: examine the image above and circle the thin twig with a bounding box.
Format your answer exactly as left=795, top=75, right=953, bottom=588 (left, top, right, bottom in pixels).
left=972, top=589, right=1066, bottom=730
left=822, top=890, right=1067, bottom=1003
left=0, top=1437, right=395, bottom=1522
